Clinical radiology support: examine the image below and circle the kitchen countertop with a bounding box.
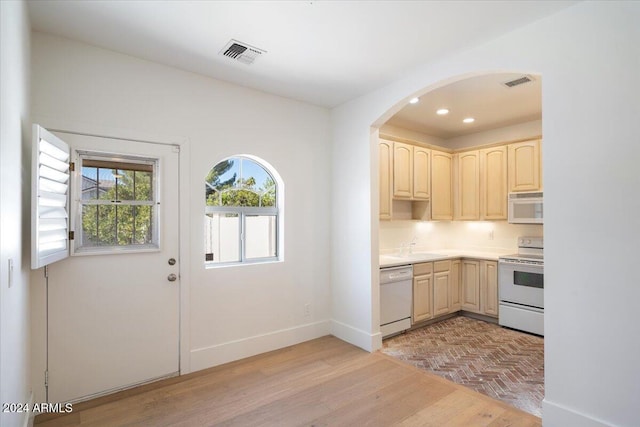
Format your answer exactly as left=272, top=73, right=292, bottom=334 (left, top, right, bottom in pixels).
left=380, top=249, right=512, bottom=268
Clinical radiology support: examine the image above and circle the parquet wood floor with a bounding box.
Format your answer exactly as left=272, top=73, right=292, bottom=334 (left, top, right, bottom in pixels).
left=381, top=316, right=544, bottom=417
left=36, top=335, right=540, bottom=426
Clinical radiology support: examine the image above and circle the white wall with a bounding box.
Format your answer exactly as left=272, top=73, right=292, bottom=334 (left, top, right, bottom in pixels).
left=30, top=32, right=332, bottom=400
left=332, top=2, right=640, bottom=426
left=0, top=1, right=32, bottom=426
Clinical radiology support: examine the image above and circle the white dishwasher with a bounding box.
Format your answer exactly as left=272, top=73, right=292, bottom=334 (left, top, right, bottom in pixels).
left=380, top=265, right=413, bottom=338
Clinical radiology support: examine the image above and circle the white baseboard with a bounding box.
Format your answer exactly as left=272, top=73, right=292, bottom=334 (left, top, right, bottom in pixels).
left=330, top=319, right=381, bottom=352
left=189, top=320, right=331, bottom=372
left=542, top=399, right=612, bottom=427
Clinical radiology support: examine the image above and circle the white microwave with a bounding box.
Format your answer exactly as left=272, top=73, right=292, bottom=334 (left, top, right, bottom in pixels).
left=508, top=192, right=543, bottom=224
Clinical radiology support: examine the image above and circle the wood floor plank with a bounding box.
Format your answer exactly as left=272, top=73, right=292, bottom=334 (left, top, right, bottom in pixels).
left=35, top=336, right=541, bottom=427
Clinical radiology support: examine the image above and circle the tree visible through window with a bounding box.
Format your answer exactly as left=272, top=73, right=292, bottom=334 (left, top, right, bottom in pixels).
left=77, top=156, right=158, bottom=251
left=204, top=156, right=280, bottom=265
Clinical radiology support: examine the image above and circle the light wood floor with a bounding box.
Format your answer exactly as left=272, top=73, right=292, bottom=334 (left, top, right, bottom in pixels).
left=35, top=336, right=541, bottom=426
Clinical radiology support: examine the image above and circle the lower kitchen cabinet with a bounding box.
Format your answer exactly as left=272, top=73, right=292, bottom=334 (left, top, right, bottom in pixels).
left=481, top=260, right=499, bottom=317
left=461, top=259, right=498, bottom=317
left=409, top=257, right=493, bottom=326
left=413, top=262, right=433, bottom=323
left=433, top=260, right=451, bottom=317
left=461, top=260, right=481, bottom=312
left=450, top=259, right=461, bottom=312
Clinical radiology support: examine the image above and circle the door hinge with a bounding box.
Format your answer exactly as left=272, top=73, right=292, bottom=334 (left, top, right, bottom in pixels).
left=69, top=231, right=75, bottom=240
left=69, top=162, right=75, bottom=172
left=44, top=370, right=49, bottom=388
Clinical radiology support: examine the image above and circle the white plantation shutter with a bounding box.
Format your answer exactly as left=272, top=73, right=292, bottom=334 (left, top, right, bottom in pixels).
left=31, top=124, right=70, bottom=269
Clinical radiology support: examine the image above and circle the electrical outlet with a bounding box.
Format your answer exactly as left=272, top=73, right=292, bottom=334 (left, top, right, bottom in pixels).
left=304, top=303, right=311, bottom=317
left=488, top=230, right=494, bottom=240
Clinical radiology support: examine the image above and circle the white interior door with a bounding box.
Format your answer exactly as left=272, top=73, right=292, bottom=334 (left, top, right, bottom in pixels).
left=46, top=132, right=180, bottom=403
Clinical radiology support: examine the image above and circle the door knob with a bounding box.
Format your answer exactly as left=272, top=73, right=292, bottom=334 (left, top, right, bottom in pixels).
left=168, top=258, right=176, bottom=265
left=167, top=273, right=177, bottom=282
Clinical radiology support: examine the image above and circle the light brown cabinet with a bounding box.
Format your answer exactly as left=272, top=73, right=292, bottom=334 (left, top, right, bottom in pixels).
left=393, top=142, right=430, bottom=201
left=461, top=260, right=480, bottom=312
left=379, top=140, right=393, bottom=220
left=455, top=147, right=507, bottom=220
left=393, top=142, right=413, bottom=198
left=480, top=146, right=508, bottom=219
left=433, top=260, right=451, bottom=317
left=455, top=150, right=480, bottom=220
left=461, top=259, right=498, bottom=318
left=413, top=262, right=433, bottom=323
left=431, top=150, right=453, bottom=220
left=450, top=259, right=461, bottom=312
left=413, top=146, right=430, bottom=200
left=480, top=260, right=499, bottom=317
left=508, top=139, right=541, bottom=192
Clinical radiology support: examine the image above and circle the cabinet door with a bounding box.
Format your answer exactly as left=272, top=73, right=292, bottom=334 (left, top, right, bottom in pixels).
left=461, top=260, right=480, bottom=313
left=393, top=142, right=413, bottom=198
left=413, top=146, right=430, bottom=200
left=481, top=260, right=499, bottom=317
left=433, top=271, right=450, bottom=317
left=413, top=274, right=433, bottom=323
left=480, top=146, right=508, bottom=220
left=508, top=140, right=541, bottom=192
left=450, top=259, right=461, bottom=312
left=431, top=150, right=453, bottom=220
left=379, top=140, right=393, bottom=220
left=456, top=150, right=480, bottom=220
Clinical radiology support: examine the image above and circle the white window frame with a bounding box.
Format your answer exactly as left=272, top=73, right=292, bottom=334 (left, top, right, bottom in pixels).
left=71, top=150, right=161, bottom=255
left=204, top=155, right=282, bottom=267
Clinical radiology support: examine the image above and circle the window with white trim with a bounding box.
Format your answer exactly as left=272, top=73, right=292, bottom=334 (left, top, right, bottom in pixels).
left=75, top=153, right=159, bottom=253
left=204, top=156, right=280, bottom=265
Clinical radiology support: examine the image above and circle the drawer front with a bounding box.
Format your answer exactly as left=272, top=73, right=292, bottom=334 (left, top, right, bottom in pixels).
left=434, top=260, right=450, bottom=273
left=413, top=262, right=432, bottom=276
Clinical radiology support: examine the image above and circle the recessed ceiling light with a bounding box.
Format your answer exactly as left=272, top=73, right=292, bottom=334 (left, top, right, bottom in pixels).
left=409, top=97, right=420, bottom=104
left=463, top=117, right=475, bottom=124
left=436, top=108, right=449, bottom=115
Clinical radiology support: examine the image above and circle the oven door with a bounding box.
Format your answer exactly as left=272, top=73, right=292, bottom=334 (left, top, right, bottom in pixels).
left=499, top=260, right=544, bottom=308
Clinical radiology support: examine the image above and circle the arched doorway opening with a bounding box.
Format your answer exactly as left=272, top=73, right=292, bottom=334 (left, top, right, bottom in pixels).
left=373, top=71, right=544, bottom=416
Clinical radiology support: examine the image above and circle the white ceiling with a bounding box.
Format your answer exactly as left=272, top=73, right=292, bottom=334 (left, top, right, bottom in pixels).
left=387, top=73, right=542, bottom=139
left=27, top=0, right=576, bottom=109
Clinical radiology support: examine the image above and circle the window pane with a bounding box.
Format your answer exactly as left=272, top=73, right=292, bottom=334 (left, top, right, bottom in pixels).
left=245, top=215, right=277, bottom=259
left=205, top=157, right=276, bottom=208
left=134, top=170, right=152, bottom=201
left=133, top=205, right=153, bottom=244
left=81, top=166, right=98, bottom=200
left=98, top=168, right=115, bottom=200
left=81, top=204, right=117, bottom=246
left=205, top=213, right=240, bottom=263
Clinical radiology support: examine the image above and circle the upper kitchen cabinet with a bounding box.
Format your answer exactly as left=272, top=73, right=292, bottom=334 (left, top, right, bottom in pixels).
left=393, top=141, right=430, bottom=201
left=508, top=139, right=542, bottom=192
left=480, top=146, right=508, bottom=219
left=431, top=150, right=453, bottom=220
left=379, top=139, right=393, bottom=220
left=393, top=142, right=413, bottom=198
left=455, top=150, right=480, bottom=220
left=413, top=146, right=430, bottom=200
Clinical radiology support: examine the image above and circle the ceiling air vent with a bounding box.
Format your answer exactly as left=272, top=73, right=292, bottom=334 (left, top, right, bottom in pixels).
left=503, top=75, right=534, bottom=88
left=220, top=39, right=266, bottom=65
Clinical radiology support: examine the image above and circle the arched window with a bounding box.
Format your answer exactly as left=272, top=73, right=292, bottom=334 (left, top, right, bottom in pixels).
left=204, top=156, right=281, bottom=265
